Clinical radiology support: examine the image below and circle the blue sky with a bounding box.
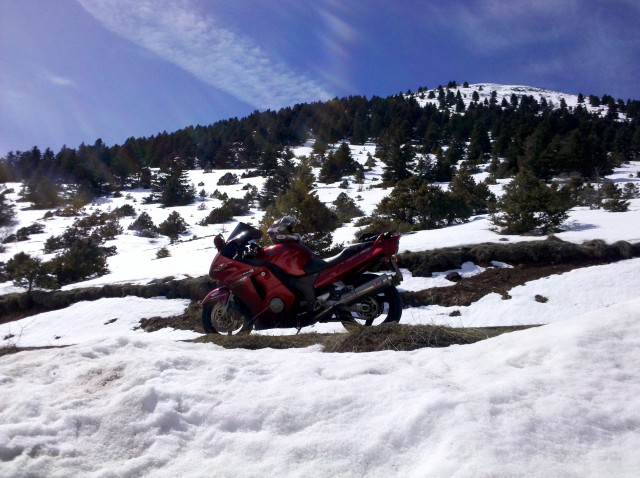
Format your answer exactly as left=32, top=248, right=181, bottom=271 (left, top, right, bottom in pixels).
left=1, top=0, right=639, bottom=155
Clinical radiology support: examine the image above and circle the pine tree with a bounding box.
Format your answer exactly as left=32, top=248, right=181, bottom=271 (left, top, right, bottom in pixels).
left=333, top=192, right=364, bottom=223
left=319, top=143, right=359, bottom=184
left=5, top=252, right=58, bottom=293
left=158, top=163, right=196, bottom=207
left=380, top=138, right=415, bottom=185
left=0, top=187, right=16, bottom=227
left=491, top=170, right=571, bottom=234
left=449, top=168, right=495, bottom=214
left=467, top=123, right=491, bottom=162
left=261, top=177, right=339, bottom=254
left=158, top=211, right=189, bottom=242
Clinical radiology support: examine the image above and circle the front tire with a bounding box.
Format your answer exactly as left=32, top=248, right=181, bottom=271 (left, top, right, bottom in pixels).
left=202, top=300, right=253, bottom=335
left=338, top=274, right=403, bottom=326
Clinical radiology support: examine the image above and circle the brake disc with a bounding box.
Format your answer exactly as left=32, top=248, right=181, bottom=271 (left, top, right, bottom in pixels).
left=349, top=296, right=382, bottom=321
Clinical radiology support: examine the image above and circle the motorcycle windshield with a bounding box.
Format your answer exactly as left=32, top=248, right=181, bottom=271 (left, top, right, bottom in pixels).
left=226, top=222, right=263, bottom=245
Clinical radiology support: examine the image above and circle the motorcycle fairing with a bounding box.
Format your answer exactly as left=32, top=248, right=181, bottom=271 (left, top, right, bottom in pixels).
left=201, top=286, right=231, bottom=305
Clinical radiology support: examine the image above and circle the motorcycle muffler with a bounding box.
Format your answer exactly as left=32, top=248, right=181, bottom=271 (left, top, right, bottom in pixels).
left=312, top=273, right=395, bottom=323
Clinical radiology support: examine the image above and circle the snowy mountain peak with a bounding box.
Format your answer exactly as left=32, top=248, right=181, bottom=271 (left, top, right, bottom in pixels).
left=410, top=83, right=618, bottom=117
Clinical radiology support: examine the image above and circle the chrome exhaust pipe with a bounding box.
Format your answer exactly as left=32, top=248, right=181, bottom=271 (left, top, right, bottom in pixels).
left=312, top=273, right=394, bottom=322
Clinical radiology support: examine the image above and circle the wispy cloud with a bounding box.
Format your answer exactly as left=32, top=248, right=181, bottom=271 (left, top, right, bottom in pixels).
left=76, top=0, right=333, bottom=109
left=46, top=73, right=75, bottom=87
left=427, top=0, right=579, bottom=53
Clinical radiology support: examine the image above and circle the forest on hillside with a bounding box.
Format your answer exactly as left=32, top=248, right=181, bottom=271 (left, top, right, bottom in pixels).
left=1, top=83, right=639, bottom=198
left=1, top=83, right=640, bottom=292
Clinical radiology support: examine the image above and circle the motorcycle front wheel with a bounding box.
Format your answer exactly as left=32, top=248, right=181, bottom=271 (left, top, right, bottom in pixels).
left=202, top=300, right=253, bottom=335
left=338, top=273, right=403, bottom=327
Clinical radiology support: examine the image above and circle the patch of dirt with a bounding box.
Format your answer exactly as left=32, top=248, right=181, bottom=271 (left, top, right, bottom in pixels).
left=137, top=301, right=204, bottom=333
left=401, top=262, right=598, bottom=308
left=193, top=323, right=536, bottom=353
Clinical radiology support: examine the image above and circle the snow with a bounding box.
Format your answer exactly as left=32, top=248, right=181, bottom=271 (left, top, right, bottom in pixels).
left=2, top=299, right=640, bottom=477
left=2, top=85, right=640, bottom=476
left=0, top=297, right=196, bottom=347
left=402, top=258, right=640, bottom=328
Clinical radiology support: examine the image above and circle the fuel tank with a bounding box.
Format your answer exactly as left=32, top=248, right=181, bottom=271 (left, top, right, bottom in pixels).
left=258, top=242, right=315, bottom=276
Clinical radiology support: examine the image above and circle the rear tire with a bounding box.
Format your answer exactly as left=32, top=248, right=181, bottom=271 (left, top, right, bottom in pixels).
left=338, top=273, right=403, bottom=326
left=202, top=300, right=253, bottom=335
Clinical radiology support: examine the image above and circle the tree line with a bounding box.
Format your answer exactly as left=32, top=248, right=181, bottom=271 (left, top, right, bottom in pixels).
left=2, top=85, right=639, bottom=198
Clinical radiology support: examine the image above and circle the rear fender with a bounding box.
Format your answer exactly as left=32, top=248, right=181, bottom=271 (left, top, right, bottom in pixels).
left=201, top=287, right=231, bottom=306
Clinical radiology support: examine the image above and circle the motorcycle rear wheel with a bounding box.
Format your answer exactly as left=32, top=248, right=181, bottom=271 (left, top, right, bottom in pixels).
left=202, top=300, right=253, bottom=335
left=338, top=273, right=403, bottom=327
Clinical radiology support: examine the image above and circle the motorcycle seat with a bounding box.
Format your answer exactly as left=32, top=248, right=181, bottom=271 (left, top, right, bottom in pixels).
left=303, top=240, right=375, bottom=275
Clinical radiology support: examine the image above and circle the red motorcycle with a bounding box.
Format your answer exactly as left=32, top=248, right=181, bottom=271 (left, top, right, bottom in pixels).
left=201, top=218, right=403, bottom=334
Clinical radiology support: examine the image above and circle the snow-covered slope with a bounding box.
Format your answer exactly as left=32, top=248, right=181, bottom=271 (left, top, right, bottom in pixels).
left=1, top=298, right=639, bottom=477
left=411, top=83, right=621, bottom=118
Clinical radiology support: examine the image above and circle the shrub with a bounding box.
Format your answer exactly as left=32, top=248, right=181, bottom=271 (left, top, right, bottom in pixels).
left=200, top=198, right=251, bottom=225
left=48, top=238, right=111, bottom=286
left=128, top=212, right=158, bottom=237
left=333, top=192, right=364, bottom=223
left=3, top=223, right=45, bottom=243
left=44, top=212, right=122, bottom=252
left=217, top=172, right=239, bottom=186
left=600, top=181, right=630, bottom=212
left=5, top=252, right=59, bottom=293
left=54, top=206, right=82, bottom=217
left=112, top=204, right=137, bottom=217
left=156, top=246, right=171, bottom=259
left=158, top=211, right=188, bottom=242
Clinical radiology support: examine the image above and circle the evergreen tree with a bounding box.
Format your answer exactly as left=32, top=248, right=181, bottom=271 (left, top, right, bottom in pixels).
left=373, top=176, right=471, bottom=231
left=0, top=187, right=16, bottom=227
left=261, top=176, right=339, bottom=254
left=5, top=252, right=58, bottom=293
left=333, top=192, right=364, bottom=223
left=128, top=212, right=158, bottom=237
left=158, top=163, right=196, bottom=207
left=319, top=143, right=360, bottom=184
left=449, top=168, right=495, bottom=214
left=491, top=170, right=571, bottom=234
left=379, top=138, right=415, bottom=185
left=257, top=144, right=280, bottom=176
left=259, top=154, right=296, bottom=208
left=21, top=174, right=62, bottom=209
left=467, top=123, right=491, bottom=162
left=158, top=211, right=189, bottom=242
left=48, top=237, right=112, bottom=286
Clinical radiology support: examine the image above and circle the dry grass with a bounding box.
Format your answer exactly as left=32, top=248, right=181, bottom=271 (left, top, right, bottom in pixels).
left=194, top=323, right=537, bottom=353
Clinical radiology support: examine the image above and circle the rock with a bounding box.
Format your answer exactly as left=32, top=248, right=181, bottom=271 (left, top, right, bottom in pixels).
left=445, top=271, right=462, bottom=282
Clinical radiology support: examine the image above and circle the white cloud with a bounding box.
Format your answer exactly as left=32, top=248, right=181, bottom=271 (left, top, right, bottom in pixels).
left=46, top=73, right=75, bottom=87
left=76, top=0, right=333, bottom=109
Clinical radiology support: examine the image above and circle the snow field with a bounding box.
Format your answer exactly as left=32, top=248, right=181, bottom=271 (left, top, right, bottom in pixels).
left=1, top=299, right=639, bottom=477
